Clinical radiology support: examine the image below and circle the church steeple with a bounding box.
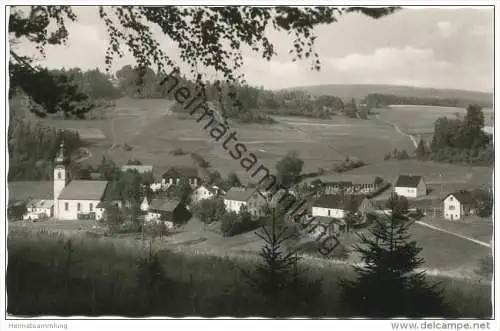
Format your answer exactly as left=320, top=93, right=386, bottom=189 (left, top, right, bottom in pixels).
left=55, top=140, right=65, bottom=165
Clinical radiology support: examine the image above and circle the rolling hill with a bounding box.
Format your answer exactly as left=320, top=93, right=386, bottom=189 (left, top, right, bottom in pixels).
left=285, top=84, right=493, bottom=106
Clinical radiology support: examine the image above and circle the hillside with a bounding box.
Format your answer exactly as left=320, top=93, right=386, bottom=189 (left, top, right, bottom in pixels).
left=286, top=84, right=493, bottom=106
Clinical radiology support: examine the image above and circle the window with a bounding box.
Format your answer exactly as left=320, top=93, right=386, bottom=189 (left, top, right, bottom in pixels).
left=77, top=203, right=81, bottom=211
left=89, top=203, right=93, bottom=212
left=65, top=202, right=69, bottom=211
left=449, top=205, right=455, bottom=210
left=328, top=210, right=331, bottom=217
left=57, top=171, right=62, bottom=179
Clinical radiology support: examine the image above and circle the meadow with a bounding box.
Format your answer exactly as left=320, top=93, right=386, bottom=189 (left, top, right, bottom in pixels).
left=6, top=228, right=492, bottom=317
left=35, top=98, right=419, bottom=183
left=376, top=105, right=494, bottom=136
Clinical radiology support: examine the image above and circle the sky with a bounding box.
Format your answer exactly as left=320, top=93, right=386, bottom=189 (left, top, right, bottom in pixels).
left=12, top=6, right=494, bottom=92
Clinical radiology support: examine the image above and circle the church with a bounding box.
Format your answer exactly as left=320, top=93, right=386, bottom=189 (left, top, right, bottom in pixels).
left=53, top=142, right=110, bottom=220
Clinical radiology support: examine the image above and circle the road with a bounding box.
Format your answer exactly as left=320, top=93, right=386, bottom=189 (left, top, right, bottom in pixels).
left=415, top=220, right=491, bottom=248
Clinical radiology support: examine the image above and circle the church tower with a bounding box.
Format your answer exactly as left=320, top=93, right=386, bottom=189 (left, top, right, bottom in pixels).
left=53, top=140, right=66, bottom=218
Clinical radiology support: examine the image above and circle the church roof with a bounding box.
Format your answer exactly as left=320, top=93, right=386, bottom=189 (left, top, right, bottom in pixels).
left=58, top=180, right=109, bottom=200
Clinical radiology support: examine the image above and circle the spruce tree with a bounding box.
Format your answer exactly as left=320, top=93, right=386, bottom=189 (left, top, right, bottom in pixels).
left=416, top=138, right=427, bottom=160
left=339, top=195, right=446, bottom=317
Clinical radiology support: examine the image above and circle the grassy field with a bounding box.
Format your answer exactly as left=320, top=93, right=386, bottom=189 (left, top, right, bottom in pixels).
left=6, top=228, right=492, bottom=317
left=33, top=98, right=418, bottom=183
left=376, top=105, right=494, bottom=136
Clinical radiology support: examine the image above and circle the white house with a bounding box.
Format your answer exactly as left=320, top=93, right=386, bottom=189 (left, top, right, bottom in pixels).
left=223, top=187, right=267, bottom=216
left=121, top=165, right=153, bottom=174
left=394, top=175, right=426, bottom=198
left=311, top=195, right=373, bottom=219
left=443, top=191, right=476, bottom=221
left=23, top=199, right=54, bottom=221
left=191, top=184, right=218, bottom=202
left=146, top=198, right=192, bottom=228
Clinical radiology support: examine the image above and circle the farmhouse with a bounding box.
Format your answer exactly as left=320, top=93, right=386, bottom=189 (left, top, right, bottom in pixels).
left=121, top=165, right=153, bottom=174
left=394, top=175, right=426, bottom=198
left=443, top=191, right=476, bottom=221
left=223, top=187, right=267, bottom=216
left=146, top=198, right=192, bottom=228
left=162, top=166, right=200, bottom=188
left=191, top=184, right=219, bottom=202
left=23, top=199, right=54, bottom=221
left=311, top=195, right=373, bottom=219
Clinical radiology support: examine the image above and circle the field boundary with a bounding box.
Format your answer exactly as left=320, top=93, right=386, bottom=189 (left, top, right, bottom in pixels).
left=415, top=220, right=491, bottom=248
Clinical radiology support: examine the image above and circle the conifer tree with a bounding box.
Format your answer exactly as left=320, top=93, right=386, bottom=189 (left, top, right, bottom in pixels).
left=339, top=195, right=446, bottom=317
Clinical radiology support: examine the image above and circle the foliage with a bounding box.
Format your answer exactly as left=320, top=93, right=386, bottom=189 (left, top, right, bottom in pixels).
left=333, top=156, right=366, bottom=173
left=7, top=202, right=27, bottom=220
left=364, top=93, right=493, bottom=109
left=9, top=6, right=399, bottom=117
left=240, top=212, right=322, bottom=315
left=6, top=228, right=491, bottom=317
left=169, top=148, right=187, bottom=156
left=276, top=150, right=304, bottom=187
left=470, top=188, right=493, bottom=218
left=385, top=148, right=411, bottom=161
left=191, top=153, right=211, bottom=168
left=220, top=207, right=259, bottom=237
left=428, top=105, right=492, bottom=166
left=168, top=177, right=193, bottom=204
left=8, top=118, right=86, bottom=181
left=226, top=172, right=242, bottom=188
left=126, top=159, right=142, bottom=165
left=415, top=139, right=429, bottom=160
left=143, top=222, right=169, bottom=239
left=193, top=198, right=226, bottom=224
left=339, top=199, right=446, bottom=317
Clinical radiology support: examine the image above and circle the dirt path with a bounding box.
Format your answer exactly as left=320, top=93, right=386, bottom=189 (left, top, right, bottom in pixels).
left=415, top=220, right=491, bottom=248
left=375, top=114, right=418, bottom=148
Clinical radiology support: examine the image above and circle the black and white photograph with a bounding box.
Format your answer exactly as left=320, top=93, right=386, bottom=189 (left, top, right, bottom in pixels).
left=2, top=1, right=497, bottom=327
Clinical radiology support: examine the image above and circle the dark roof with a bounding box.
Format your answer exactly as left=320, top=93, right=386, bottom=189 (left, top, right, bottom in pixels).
left=313, top=194, right=365, bottom=211
left=121, top=165, right=153, bottom=173
left=149, top=198, right=180, bottom=212
left=163, top=166, right=199, bottom=178
left=58, top=180, right=109, bottom=200
left=8, top=181, right=52, bottom=202
left=323, top=181, right=353, bottom=187
left=395, top=175, right=423, bottom=188
left=445, top=191, right=475, bottom=205
left=314, top=216, right=345, bottom=225
left=224, top=187, right=261, bottom=202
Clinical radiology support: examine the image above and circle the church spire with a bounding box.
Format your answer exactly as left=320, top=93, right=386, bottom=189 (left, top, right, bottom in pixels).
left=55, top=139, right=64, bottom=164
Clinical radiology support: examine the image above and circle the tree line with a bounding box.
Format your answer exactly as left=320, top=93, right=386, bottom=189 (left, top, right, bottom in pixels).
left=365, top=93, right=493, bottom=109
left=415, top=104, right=493, bottom=166
left=8, top=118, right=86, bottom=181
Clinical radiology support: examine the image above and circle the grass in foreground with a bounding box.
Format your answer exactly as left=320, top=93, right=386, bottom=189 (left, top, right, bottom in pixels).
left=6, top=229, right=492, bottom=318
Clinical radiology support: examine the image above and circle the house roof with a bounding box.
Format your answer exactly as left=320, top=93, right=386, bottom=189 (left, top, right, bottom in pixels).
left=444, top=191, right=475, bottom=205
left=224, top=187, right=261, bottom=202
left=121, top=165, right=153, bottom=173
left=313, top=194, right=365, bottom=211
left=196, top=184, right=218, bottom=194
left=149, top=198, right=180, bottom=212
left=8, top=181, right=52, bottom=202
left=27, top=199, right=54, bottom=209
left=395, top=175, right=423, bottom=188
left=163, top=166, right=199, bottom=178
left=58, top=180, right=109, bottom=200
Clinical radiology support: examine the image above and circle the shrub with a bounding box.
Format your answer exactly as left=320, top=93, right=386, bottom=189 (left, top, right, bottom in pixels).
left=220, top=210, right=260, bottom=237
left=169, top=148, right=187, bottom=156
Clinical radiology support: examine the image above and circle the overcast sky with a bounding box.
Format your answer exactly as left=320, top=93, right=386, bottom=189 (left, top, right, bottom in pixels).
left=13, top=6, right=494, bottom=92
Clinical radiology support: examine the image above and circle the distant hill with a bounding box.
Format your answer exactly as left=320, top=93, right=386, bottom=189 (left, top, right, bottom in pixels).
left=285, top=84, right=493, bottom=107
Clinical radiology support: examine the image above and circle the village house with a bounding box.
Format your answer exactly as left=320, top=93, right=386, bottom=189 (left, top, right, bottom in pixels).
left=121, top=165, right=154, bottom=174
left=316, top=175, right=386, bottom=196
left=23, top=199, right=54, bottom=221
left=145, top=198, right=192, bottom=228
left=162, top=166, right=200, bottom=188
left=223, top=187, right=267, bottom=216
left=191, top=184, right=220, bottom=203
left=311, top=194, right=374, bottom=219
left=443, top=191, right=476, bottom=221
left=140, top=195, right=150, bottom=213
left=394, top=175, right=427, bottom=198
